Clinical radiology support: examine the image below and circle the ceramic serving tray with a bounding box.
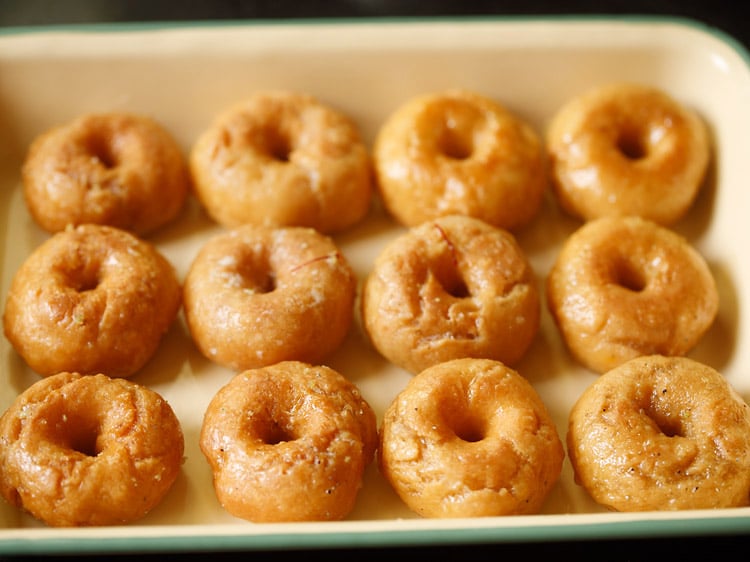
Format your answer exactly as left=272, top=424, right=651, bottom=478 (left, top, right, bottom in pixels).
left=1, top=15, right=750, bottom=555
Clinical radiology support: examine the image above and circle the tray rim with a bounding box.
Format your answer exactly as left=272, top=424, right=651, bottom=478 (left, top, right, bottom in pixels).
left=0, top=12, right=746, bottom=58
left=0, top=12, right=744, bottom=42
left=1, top=13, right=750, bottom=554
left=3, top=510, right=750, bottom=554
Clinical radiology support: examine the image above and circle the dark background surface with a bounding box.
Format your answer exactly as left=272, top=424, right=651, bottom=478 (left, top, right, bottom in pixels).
left=0, top=0, right=746, bottom=49
left=0, top=1, right=748, bottom=560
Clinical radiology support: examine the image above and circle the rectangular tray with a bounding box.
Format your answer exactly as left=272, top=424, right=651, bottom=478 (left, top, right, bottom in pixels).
left=2, top=15, right=750, bottom=555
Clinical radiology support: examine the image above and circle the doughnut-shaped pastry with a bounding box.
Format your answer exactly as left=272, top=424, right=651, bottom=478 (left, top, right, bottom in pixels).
left=546, top=83, right=710, bottom=224
left=568, top=355, right=750, bottom=511
left=361, top=214, right=540, bottom=374
left=2, top=224, right=182, bottom=378
left=546, top=216, right=718, bottom=374
left=373, top=89, right=546, bottom=230
left=22, top=112, right=190, bottom=236
left=379, top=358, right=564, bottom=518
left=0, top=372, right=184, bottom=526
left=183, top=224, right=356, bottom=371
left=200, top=361, right=377, bottom=522
left=190, top=91, right=372, bottom=234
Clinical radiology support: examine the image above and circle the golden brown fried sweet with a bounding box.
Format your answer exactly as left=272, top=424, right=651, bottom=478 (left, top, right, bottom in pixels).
left=23, top=112, right=189, bottom=236
left=183, top=224, right=356, bottom=370
left=546, top=215, right=718, bottom=373
left=0, top=372, right=184, bottom=526
left=379, top=358, right=564, bottom=518
left=546, top=83, right=709, bottom=225
left=190, top=91, right=372, bottom=234
left=3, top=224, right=181, bottom=378
left=200, top=361, right=377, bottom=522
left=568, top=355, right=750, bottom=511
left=362, top=214, right=540, bottom=374
left=373, top=89, right=546, bottom=230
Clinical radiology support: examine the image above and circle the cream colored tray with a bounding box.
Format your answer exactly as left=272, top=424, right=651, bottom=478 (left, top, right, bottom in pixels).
left=1, top=16, right=750, bottom=555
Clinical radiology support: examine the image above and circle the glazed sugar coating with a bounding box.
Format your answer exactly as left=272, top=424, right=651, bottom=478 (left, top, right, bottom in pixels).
left=190, top=90, right=372, bottom=234
left=567, top=355, right=750, bottom=511
left=22, top=112, right=190, bottom=236
left=183, top=224, right=356, bottom=371
left=379, top=358, right=564, bottom=518
left=362, top=214, right=540, bottom=374
left=0, top=372, right=184, bottom=526
left=546, top=215, right=718, bottom=374
left=2, top=224, right=182, bottom=378
left=373, top=89, right=546, bottom=230
left=200, top=361, right=377, bottom=522
left=546, top=83, right=710, bottom=225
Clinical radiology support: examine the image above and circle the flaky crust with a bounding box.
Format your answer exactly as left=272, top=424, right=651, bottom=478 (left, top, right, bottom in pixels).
left=183, top=224, right=356, bottom=370
left=0, top=372, right=184, bottom=526
left=546, top=83, right=710, bottom=224
left=567, top=355, right=750, bottom=511
left=379, top=358, right=564, bottom=518
left=373, top=89, right=546, bottom=230
left=546, top=216, right=718, bottom=374
left=190, top=91, right=372, bottom=234
left=2, top=224, right=182, bottom=378
left=362, top=215, right=540, bottom=374
left=22, top=112, right=190, bottom=236
left=200, top=361, right=377, bottom=522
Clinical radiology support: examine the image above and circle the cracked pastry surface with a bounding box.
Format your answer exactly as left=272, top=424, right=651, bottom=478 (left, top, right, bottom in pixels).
left=361, top=214, right=540, bottom=374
